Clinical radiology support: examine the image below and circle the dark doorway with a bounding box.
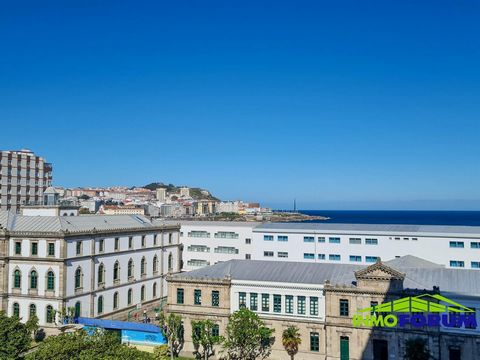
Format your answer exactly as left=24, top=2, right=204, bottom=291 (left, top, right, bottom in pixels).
left=449, top=346, right=461, bottom=360
left=373, top=339, right=388, bottom=360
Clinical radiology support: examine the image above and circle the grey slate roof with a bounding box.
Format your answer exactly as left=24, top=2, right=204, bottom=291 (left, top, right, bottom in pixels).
left=172, top=256, right=480, bottom=296
left=254, top=222, right=480, bottom=237
left=0, top=210, right=158, bottom=233
left=156, top=220, right=260, bottom=228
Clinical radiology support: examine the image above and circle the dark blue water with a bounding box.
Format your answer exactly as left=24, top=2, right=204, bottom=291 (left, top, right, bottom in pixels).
left=298, top=210, right=480, bottom=226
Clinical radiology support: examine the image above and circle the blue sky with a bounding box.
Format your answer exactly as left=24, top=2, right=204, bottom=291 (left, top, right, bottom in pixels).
left=1, top=1, right=480, bottom=210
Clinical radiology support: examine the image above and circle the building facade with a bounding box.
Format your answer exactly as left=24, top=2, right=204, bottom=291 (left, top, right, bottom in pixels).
left=0, top=210, right=181, bottom=327
left=166, top=257, right=480, bottom=360
left=0, top=149, right=53, bottom=213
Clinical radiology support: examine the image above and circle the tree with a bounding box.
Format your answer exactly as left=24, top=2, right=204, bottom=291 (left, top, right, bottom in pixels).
left=25, top=315, right=39, bottom=338
left=191, top=320, right=220, bottom=360
left=27, top=330, right=153, bottom=360
left=159, top=312, right=184, bottom=360
left=153, top=345, right=170, bottom=359
left=0, top=311, right=31, bottom=360
left=220, top=308, right=274, bottom=360
left=282, top=326, right=301, bottom=360
left=404, top=338, right=431, bottom=360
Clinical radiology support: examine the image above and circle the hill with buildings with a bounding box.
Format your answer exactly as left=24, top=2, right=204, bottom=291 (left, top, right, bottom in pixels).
left=143, top=182, right=219, bottom=201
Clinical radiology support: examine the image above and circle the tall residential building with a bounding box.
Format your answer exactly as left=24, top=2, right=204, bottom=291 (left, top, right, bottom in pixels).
left=156, top=188, right=167, bottom=202
left=0, top=149, right=53, bottom=213
left=179, top=187, right=190, bottom=197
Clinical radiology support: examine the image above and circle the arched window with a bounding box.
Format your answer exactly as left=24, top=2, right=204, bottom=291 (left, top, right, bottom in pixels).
left=113, top=261, right=120, bottom=282
left=47, top=271, right=55, bottom=291
left=30, top=270, right=38, bottom=289
left=13, top=269, right=21, bottom=288
left=98, top=296, right=103, bottom=314
left=128, top=259, right=134, bottom=278
left=153, top=283, right=157, bottom=298
left=141, top=285, right=145, bottom=301
left=29, top=304, right=36, bottom=318
left=141, top=257, right=146, bottom=275
left=46, top=305, right=54, bottom=323
left=13, top=303, right=20, bottom=317
left=98, top=263, right=105, bottom=285
left=127, top=289, right=133, bottom=305
left=113, top=292, right=119, bottom=309
left=75, top=267, right=82, bottom=289
left=153, top=255, right=158, bottom=273
left=168, top=252, right=173, bottom=271
left=74, top=301, right=81, bottom=317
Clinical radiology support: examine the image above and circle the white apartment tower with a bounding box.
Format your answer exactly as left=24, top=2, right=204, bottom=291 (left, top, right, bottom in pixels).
left=156, top=188, right=167, bottom=202
left=0, top=149, right=53, bottom=213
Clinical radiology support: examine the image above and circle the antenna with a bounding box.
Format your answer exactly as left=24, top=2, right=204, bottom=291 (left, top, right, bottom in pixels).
left=293, top=198, right=296, bottom=212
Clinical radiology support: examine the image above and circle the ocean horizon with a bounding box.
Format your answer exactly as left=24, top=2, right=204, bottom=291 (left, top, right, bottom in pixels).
left=297, top=210, right=480, bottom=226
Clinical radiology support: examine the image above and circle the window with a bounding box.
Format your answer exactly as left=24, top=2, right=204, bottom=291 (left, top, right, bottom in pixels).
left=141, top=285, right=145, bottom=301
left=286, top=295, right=293, bottom=314
left=450, top=241, right=465, bottom=248
left=141, top=235, right=146, bottom=247
left=153, top=283, right=157, bottom=298
left=261, top=294, right=270, bottom=312
left=366, top=256, right=378, bottom=263
left=75, top=267, right=82, bottom=289
left=177, top=288, right=184, bottom=304
left=128, top=289, right=133, bottom=305
left=153, top=234, right=157, bottom=245
left=212, top=291, right=220, bottom=307
left=273, top=294, right=281, bottom=313
left=318, top=237, right=325, bottom=243
left=188, top=245, right=210, bottom=252
left=297, top=296, right=306, bottom=315
left=47, top=271, right=55, bottom=291
left=238, top=292, right=246, bottom=308
left=188, top=231, right=210, bottom=238
left=365, top=238, right=378, bottom=245
left=30, top=270, right=38, bottom=289
left=303, top=236, right=314, bottom=242
left=169, top=233, right=173, bottom=244
left=113, top=292, right=119, bottom=309
left=340, top=299, right=349, bottom=316
left=370, top=301, right=378, bottom=315
left=153, top=255, right=158, bottom=273
left=194, top=289, right=202, bottom=305
left=212, top=324, right=220, bottom=337
left=98, top=263, right=105, bottom=285
left=13, top=303, right=20, bottom=318
left=114, top=237, right=119, bottom=251
left=278, top=251, right=288, bottom=258
left=263, top=235, right=274, bottom=241
left=13, top=269, right=21, bottom=288
left=128, top=259, right=134, bottom=278
left=76, top=241, right=82, bottom=255
left=29, top=304, right=36, bottom=318
left=215, top=231, right=239, bottom=239
left=245, top=254, right=251, bottom=260
left=128, top=237, right=133, bottom=249
left=97, top=296, right=104, bottom=314
left=471, top=242, right=480, bottom=249
left=168, top=253, right=173, bottom=271
left=250, top=293, right=258, bottom=311
left=318, top=254, right=326, bottom=260
left=304, top=253, right=315, bottom=260
left=214, top=246, right=239, bottom=254
left=141, top=257, right=146, bottom=275
left=450, top=260, right=465, bottom=268
left=245, top=238, right=251, bottom=244
left=264, top=251, right=274, bottom=257
left=15, top=241, right=21, bottom=255
left=113, top=261, right=120, bottom=282
left=329, top=237, right=341, bottom=244
left=48, top=243, right=55, bottom=256
left=472, top=261, right=480, bottom=268
left=31, top=242, right=38, bottom=256
left=329, top=254, right=341, bottom=261
left=340, top=336, right=349, bottom=360
left=310, top=332, right=320, bottom=352
left=98, top=239, right=104, bottom=253
left=310, top=297, right=319, bottom=316
left=349, top=238, right=361, bottom=244
left=349, top=255, right=362, bottom=262
left=278, top=235, right=288, bottom=242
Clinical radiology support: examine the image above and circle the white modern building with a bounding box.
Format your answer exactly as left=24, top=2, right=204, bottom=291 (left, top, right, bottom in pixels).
left=0, top=210, right=181, bottom=327
left=170, top=221, right=480, bottom=271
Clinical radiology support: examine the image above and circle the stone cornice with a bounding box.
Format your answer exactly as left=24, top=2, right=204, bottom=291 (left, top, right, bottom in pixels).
left=167, top=276, right=231, bottom=286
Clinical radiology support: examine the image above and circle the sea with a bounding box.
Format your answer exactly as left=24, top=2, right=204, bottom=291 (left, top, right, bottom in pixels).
left=297, top=210, right=480, bottom=226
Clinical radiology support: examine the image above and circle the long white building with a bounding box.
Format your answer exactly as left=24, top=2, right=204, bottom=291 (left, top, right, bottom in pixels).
left=171, top=221, right=480, bottom=271
left=0, top=210, right=181, bottom=326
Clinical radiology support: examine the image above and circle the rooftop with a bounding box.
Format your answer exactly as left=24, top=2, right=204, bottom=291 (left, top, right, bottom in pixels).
left=156, top=220, right=261, bottom=228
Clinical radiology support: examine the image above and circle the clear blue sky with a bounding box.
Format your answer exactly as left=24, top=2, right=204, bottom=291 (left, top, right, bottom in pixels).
left=1, top=1, right=480, bottom=210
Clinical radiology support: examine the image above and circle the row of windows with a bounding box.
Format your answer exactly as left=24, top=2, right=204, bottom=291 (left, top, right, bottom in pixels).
left=450, top=260, right=480, bottom=268
left=450, top=241, right=480, bottom=249
left=263, top=235, right=379, bottom=245
left=13, top=269, right=55, bottom=291
left=12, top=303, right=56, bottom=323
left=238, top=292, right=319, bottom=316
left=98, top=283, right=159, bottom=314
left=75, top=234, right=173, bottom=255
left=14, top=241, right=55, bottom=256
left=176, top=288, right=220, bottom=307
left=302, top=253, right=379, bottom=263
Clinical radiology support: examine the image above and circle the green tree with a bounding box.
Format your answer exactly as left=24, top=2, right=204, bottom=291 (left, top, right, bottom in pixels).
left=191, top=320, right=220, bottom=360
left=153, top=345, right=170, bottom=359
left=25, top=315, right=39, bottom=338
left=0, top=311, right=31, bottom=360
left=159, top=312, right=184, bottom=360
left=282, top=326, right=301, bottom=360
left=404, top=338, right=431, bottom=360
left=27, top=330, right=153, bottom=360
left=220, top=308, right=274, bottom=360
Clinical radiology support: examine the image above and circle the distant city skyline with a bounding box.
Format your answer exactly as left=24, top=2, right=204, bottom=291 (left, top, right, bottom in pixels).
left=2, top=1, right=480, bottom=210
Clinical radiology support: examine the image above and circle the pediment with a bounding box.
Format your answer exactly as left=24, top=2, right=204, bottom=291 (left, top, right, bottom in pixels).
left=355, top=260, right=405, bottom=281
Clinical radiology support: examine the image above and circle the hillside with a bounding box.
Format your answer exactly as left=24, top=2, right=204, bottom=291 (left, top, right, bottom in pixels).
left=143, top=182, right=220, bottom=201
